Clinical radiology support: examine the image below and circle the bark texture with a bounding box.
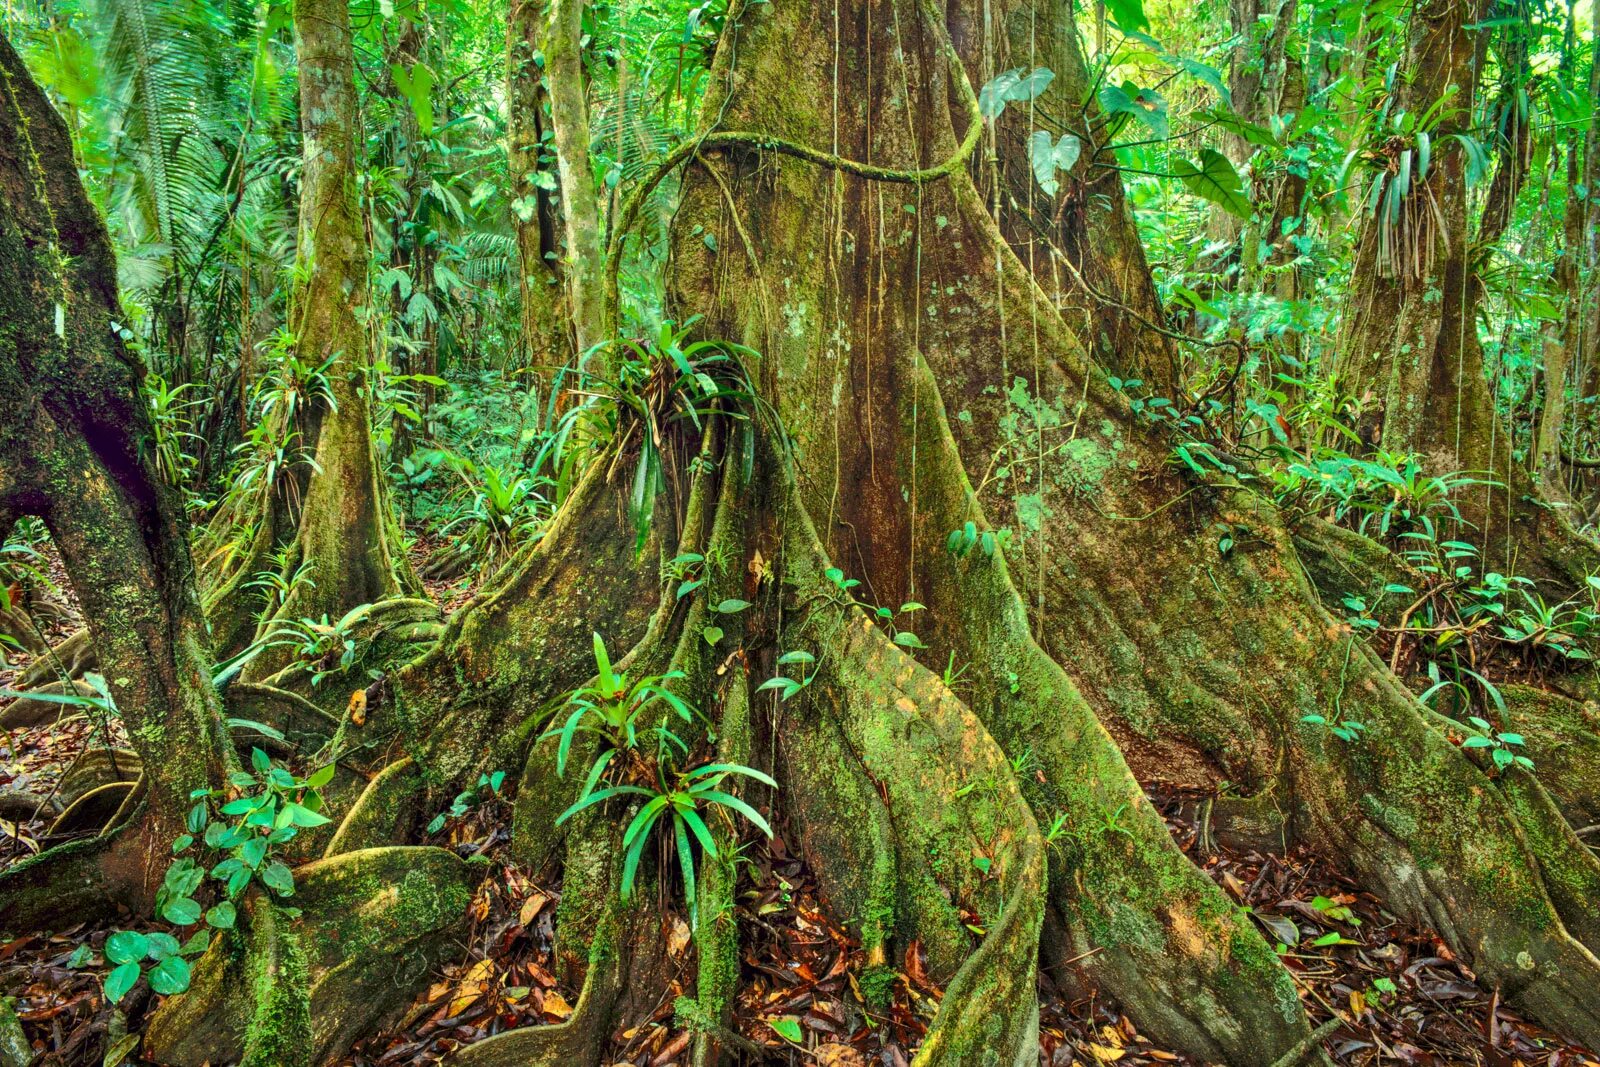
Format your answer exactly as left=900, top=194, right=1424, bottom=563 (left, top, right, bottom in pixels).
left=507, top=0, right=573, bottom=396
left=0, top=33, right=234, bottom=897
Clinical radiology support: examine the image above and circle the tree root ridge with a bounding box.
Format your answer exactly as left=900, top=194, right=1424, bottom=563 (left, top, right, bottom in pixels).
left=145, top=846, right=476, bottom=1066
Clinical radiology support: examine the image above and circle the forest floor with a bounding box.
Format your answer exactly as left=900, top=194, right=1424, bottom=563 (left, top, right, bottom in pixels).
left=3, top=544, right=1600, bottom=1065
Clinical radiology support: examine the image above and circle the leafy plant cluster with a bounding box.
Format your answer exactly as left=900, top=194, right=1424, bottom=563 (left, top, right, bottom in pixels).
left=93, top=749, right=333, bottom=1003
left=545, top=634, right=773, bottom=926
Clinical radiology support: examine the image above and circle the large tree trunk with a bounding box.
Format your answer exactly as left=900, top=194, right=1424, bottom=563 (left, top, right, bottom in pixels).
left=0, top=32, right=235, bottom=911
left=13, top=2, right=1600, bottom=1065
left=664, top=0, right=1600, bottom=1056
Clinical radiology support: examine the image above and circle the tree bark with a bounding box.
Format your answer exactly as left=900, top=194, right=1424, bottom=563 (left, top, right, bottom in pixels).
left=507, top=0, right=573, bottom=404
left=545, top=0, right=606, bottom=358
left=0, top=31, right=234, bottom=905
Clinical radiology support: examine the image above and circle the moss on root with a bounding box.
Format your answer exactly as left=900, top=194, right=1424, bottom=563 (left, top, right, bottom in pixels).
left=146, top=846, right=476, bottom=1067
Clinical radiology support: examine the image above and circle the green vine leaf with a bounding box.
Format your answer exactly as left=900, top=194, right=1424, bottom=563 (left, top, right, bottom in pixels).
left=1173, top=148, right=1251, bottom=220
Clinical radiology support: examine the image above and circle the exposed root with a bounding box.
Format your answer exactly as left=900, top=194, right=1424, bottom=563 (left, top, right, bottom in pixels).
left=143, top=899, right=315, bottom=1067
left=323, top=757, right=423, bottom=857
left=897, top=358, right=1318, bottom=1064
left=46, top=780, right=135, bottom=837
left=686, top=667, right=752, bottom=1066
left=55, top=744, right=137, bottom=791
left=0, top=678, right=99, bottom=730
left=444, top=824, right=637, bottom=1066
left=389, top=462, right=662, bottom=791
left=0, top=834, right=114, bottom=930
left=12, top=628, right=96, bottom=691
left=146, top=846, right=476, bottom=1066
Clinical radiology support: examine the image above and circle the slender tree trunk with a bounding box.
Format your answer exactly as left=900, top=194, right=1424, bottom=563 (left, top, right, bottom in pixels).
left=508, top=0, right=572, bottom=407
left=545, top=0, right=606, bottom=358
left=260, top=0, right=407, bottom=640
left=385, top=14, right=434, bottom=455
left=1538, top=17, right=1600, bottom=487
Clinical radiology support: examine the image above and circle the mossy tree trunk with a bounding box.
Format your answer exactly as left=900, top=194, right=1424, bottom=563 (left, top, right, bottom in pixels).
left=1334, top=0, right=1599, bottom=580
left=545, top=0, right=606, bottom=359
left=507, top=0, right=573, bottom=404
left=283, top=0, right=404, bottom=615
left=665, top=0, right=1600, bottom=1055
left=0, top=32, right=235, bottom=906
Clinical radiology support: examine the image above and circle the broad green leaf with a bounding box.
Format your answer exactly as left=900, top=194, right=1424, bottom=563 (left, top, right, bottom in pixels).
left=979, top=70, right=1021, bottom=118
left=104, top=930, right=150, bottom=965
left=162, top=897, right=202, bottom=926
left=1106, top=0, right=1148, bottom=32
left=286, top=803, right=332, bottom=828
left=1027, top=130, right=1081, bottom=197
left=769, top=1017, right=804, bottom=1043
left=389, top=61, right=436, bottom=135
left=261, top=861, right=295, bottom=897
left=1172, top=148, right=1250, bottom=220
left=148, top=954, right=191, bottom=996
left=145, top=933, right=181, bottom=960
left=105, top=961, right=142, bottom=1003
left=241, top=836, right=269, bottom=869
left=1100, top=82, right=1169, bottom=140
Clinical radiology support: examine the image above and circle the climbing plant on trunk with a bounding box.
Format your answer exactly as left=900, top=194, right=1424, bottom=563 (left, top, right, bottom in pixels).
left=7, top=2, right=1600, bottom=1066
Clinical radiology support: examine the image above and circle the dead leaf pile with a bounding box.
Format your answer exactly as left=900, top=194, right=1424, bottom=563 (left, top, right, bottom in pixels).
left=343, top=864, right=574, bottom=1065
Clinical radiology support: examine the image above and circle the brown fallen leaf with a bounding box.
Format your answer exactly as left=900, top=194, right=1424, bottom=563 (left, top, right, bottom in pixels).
left=667, top=916, right=691, bottom=956
left=519, top=891, right=550, bottom=925
left=814, top=1042, right=867, bottom=1067
left=543, top=990, right=573, bottom=1021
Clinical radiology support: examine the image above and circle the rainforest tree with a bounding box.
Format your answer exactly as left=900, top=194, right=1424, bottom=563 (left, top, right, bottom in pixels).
left=3, top=0, right=1600, bottom=1064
